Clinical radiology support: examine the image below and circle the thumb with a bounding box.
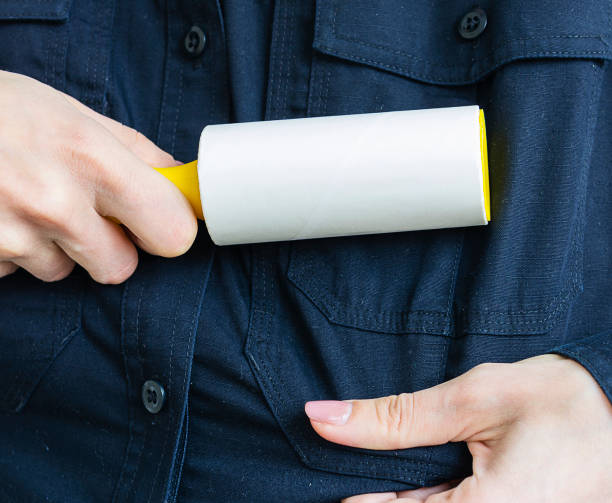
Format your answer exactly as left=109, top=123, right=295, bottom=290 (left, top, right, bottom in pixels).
left=305, top=364, right=507, bottom=450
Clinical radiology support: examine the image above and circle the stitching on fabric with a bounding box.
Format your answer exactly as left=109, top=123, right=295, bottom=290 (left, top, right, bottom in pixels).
left=89, top=22, right=99, bottom=108
left=169, top=265, right=208, bottom=491
left=286, top=253, right=456, bottom=336
left=248, top=248, right=459, bottom=481
left=317, top=46, right=608, bottom=84
left=7, top=282, right=82, bottom=412
left=135, top=283, right=144, bottom=382
left=329, top=0, right=609, bottom=69
left=301, top=251, right=447, bottom=317
left=288, top=57, right=598, bottom=334
left=256, top=323, right=444, bottom=480
left=445, top=234, right=464, bottom=319
left=50, top=15, right=60, bottom=89
left=464, top=59, right=603, bottom=326
left=462, top=269, right=580, bottom=318
left=307, top=53, right=319, bottom=116
left=276, top=3, right=287, bottom=116
left=156, top=2, right=173, bottom=148
left=123, top=284, right=148, bottom=499
left=145, top=270, right=187, bottom=503
left=101, top=0, right=117, bottom=115
left=319, top=57, right=328, bottom=116
left=323, top=62, right=331, bottom=116
left=43, top=17, right=52, bottom=85
left=6, top=290, right=57, bottom=409
left=159, top=247, right=214, bottom=502
left=284, top=0, right=295, bottom=117
left=282, top=1, right=291, bottom=116
left=264, top=2, right=279, bottom=119
left=463, top=286, right=577, bottom=326
left=462, top=60, right=604, bottom=333
left=112, top=280, right=140, bottom=502
left=309, top=2, right=322, bottom=117
left=0, top=2, right=70, bottom=19
left=170, top=66, right=184, bottom=155
left=260, top=340, right=449, bottom=481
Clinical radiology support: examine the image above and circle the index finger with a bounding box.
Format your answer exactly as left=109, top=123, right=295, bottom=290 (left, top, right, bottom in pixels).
left=63, top=92, right=179, bottom=167
left=74, top=117, right=198, bottom=257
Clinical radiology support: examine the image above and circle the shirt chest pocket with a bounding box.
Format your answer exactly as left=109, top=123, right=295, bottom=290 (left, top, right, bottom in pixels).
left=0, top=272, right=83, bottom=413
left=0, top=0, right=116, bottom=113
left=288, top=0, right=612, bottom=339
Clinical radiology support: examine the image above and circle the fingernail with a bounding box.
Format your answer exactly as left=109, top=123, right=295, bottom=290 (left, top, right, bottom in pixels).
left=305, top=400, right=352, bottom=426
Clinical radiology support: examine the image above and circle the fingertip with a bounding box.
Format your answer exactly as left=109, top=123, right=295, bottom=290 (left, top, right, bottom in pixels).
left=169, top=211, right=198, bottom=256
left=150, top=211, right=198, bottom=257
left=305, top=400, right=353, bottom=426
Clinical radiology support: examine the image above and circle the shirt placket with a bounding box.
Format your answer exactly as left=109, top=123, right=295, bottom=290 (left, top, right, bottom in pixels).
left=113, top=0, right=227, bottom=501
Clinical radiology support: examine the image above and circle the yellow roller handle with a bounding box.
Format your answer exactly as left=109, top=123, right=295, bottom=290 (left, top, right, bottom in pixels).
left=108, top=160, right=202, bottom=224
left=153, top=160, right=203, bottom=220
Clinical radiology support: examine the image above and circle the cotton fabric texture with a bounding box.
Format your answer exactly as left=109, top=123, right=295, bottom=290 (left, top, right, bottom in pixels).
left=0, top=1, right=611, bottom=502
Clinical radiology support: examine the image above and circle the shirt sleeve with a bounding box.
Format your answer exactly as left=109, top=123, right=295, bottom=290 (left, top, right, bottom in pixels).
left=551, top=330, right=612, bottom=404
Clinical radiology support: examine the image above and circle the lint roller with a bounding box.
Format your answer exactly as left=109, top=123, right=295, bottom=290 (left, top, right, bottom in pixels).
left=154, top=105, right=490, bottom=246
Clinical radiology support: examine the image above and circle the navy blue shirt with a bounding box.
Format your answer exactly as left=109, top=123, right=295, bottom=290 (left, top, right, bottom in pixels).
left=0, top=1, right=611, bottom=502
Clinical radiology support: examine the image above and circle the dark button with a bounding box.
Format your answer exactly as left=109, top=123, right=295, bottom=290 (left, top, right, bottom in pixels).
left=142, top=380, right=165, bottom=414
left=184, top=25, right=206, bottom=57
left=458, top=8, right=487, bottom=40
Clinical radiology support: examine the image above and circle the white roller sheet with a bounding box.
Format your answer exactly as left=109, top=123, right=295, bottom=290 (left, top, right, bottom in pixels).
left=198, top=105, right=488, bottom=246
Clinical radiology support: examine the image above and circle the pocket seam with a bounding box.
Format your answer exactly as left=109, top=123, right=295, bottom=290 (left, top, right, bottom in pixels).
left=3, top=292, right=83, bottom=413
left=330, top=0, right=608, bottom=70
left=459, top=61, right=603, bottom=335
left=288, top=235, right=463, bottom=336
left=0, top=0, right=72, bottom=21
left=315, top=0, right=612, bottom=85
left=246, top=284, right=468, bottom=485
left=315, top=45, right=609, bottom=85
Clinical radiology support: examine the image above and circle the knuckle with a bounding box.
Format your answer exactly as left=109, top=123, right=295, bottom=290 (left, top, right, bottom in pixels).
left=451, top=374, right=484, bottom=410
left=454, top=362, right=513, bottom=410
left=56, top=120, right=98, bottom=158
left=468, top=361, right=500, bottom=384
left=0, top=239, right=28, bottom=260
left=375, top=393, right=414, bottom=439
left=26, top=186, right=78, bottom=232
left=55, top=122, right=112, bottom=185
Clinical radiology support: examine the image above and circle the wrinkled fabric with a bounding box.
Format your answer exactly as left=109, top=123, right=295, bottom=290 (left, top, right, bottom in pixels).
left=0, top=1, right=611, bottom=502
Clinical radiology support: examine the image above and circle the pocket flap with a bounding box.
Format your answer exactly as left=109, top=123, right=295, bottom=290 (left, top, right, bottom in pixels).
left=314, top=0, right=612, bottom=85
left=0, top=0, right=71, bottom=21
